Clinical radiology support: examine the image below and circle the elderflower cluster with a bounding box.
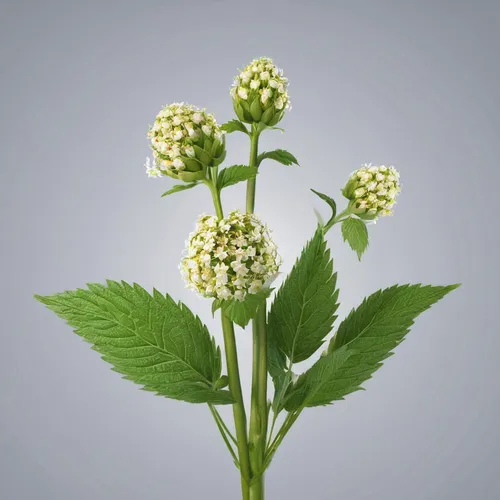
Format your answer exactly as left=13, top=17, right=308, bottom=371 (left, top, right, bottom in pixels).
left=230, top=57, right=290, bottom=125
left=147, top=102, right=225, bottom=179
left=343, top=164, right=401, bottom=218
left=181, top=211, right=282, bottom=301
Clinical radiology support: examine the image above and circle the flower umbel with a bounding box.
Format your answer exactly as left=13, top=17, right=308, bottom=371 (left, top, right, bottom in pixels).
left=342, top=164, right=401, bottom=219
left=181, top=210, right=282, bottom=301
left=230, top=57, right=290, bottom=126
left=147, top=102, right=226, bottom=182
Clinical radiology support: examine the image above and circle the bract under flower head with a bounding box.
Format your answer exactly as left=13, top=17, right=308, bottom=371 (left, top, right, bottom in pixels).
left=181, top=210, right=282, bottom=301
left=343, top=164, right=401, bottom=219
left=147, top=102, right=226, bottom=182
left=230, top=57, right=290, bottom=126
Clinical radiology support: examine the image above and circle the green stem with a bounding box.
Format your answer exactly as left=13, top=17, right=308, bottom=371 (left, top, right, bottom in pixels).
left=209, top=404, right=240, bottom=467
left=264, top=410, right=302, bottom=468
left=246, top=124, right=267, bottom=500
left=246, top=125, right=260, bottom=214
left=248, top=305, right=268, bottom=499
left=221, top=313, right=252, bottom=500
left=325, top=208, right=350, bottom=233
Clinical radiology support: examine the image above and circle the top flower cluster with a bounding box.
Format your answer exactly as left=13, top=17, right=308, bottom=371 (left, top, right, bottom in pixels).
left=230, top=57, right=290, bottom=112
left=147, top=102, right=223, bottom=178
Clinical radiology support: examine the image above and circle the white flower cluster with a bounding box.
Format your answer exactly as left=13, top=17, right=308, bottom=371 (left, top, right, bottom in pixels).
left=147, top=102, right=223, bottom=177
left=230, top=57, right=290, bottom=112
left=181, top=211, right=282, bottom=301
left=344, top=164, right=401, bottom=217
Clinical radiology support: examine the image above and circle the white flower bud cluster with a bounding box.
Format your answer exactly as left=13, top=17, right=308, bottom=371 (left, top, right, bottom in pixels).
left=344, top=164, right=401, bottom=217
left=147, top=102, right=223, bottom=177
left=181, top=211, right=282, bottom=301
left=230, top=57, right=290, bottom=112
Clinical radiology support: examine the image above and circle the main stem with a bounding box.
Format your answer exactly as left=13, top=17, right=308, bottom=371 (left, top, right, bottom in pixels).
left=221, top=314, right=252, bottom=499
left=246, top=125, right=267, bottom=500
left=209, top=177, right=251, bottom=499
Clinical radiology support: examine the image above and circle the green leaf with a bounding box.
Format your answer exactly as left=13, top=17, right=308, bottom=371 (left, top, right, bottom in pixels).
left=341, top=217, right=369, bottom=260
left=220, top=289, right=272, bottom=328
left=257, top=149, right=299, bottom=167
left=35, top=281, right=233, bottom=405
left=311, top=189, right=337, bottom=229
left=221, top=119, right=249, bottom=135
left=217, top=165, right=258, bottom=190
left=161, top=182, right=199, bottom=197
left=268, top=228, right=339, bottom=365
left=284, top=283, right=460, bottom=410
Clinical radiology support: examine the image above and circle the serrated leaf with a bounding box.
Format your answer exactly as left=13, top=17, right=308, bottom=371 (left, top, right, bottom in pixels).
left=257, top=149, right=299, bottom=167
left=217, top=165, right=258, bottom=190
left=161, top=182, right=199, bottom=197
left=35, top=281, right=233, bottom=405
left=220, top=289, right=272, bottom=328
left=268, top=229, right=339, bottom=365
left=311, top=189, right=337, bottom=229
left=284, top=283, right=460, bottom=410
left=341, top=217, right=369, bottom=260
left=221, top=119, right=249, bottom=135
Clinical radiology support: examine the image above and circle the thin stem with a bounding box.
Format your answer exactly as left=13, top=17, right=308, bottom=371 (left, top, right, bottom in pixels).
left=221, top=314, right=252, bottom=499
left=211, top=404, right=238, bottom=446
left=209, top=404, right=240, bottom=467
left=246, top=125, right=260, bottom=214
left=264, top=410, right=302, bottom=468
left=325, top=208, right=350, bottom=232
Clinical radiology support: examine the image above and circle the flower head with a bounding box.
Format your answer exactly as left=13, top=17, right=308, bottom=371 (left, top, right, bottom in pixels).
left=147, top=102, right=226, bottom=181
left=181, top=211, right=282, bottom=301
left=230, top=57, right=290, bottom=126
left=342, top=164, right=401, bottom=219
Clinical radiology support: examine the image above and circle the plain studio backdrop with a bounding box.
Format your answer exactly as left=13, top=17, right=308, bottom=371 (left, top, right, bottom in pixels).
left=1, top=1, right=498, bottom=499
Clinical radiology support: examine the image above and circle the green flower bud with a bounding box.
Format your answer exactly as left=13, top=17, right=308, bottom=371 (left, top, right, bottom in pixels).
left=147, top=103, right=226, bottom=182
left=343, top=164, right=401, bottom=219
left=230, top=57, right=290, bottom=126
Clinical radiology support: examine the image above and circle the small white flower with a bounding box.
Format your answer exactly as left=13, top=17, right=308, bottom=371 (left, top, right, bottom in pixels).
left=217, top=287, right=232, bottom=300
left=269, top=79, right=278, bottom=88
left=250, top=79, right=260, bottom=90
left=185, top=145, right=195, bottom=157
left=261, top=88, right=272, bottom=104
left=172, top=158, right=185, bottom=169
left=275, top=97, right=284, bottom=110
left=260, top=71, right=270, bottom=80
left=173, top=130, right=184, bottom=141
left=238, top=87, right=248, bottom=100
left=202, top=125, right=212, bottom=136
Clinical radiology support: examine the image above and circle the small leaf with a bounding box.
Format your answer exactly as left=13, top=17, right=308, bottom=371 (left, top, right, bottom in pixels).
left=161, top=182, right=199, bottom=197
left=311, top=189, right=337, bottom=229
left=217, top=165, right=258, bottom=190
left=35, top=281, right=233, bottom=405
left=284, top=283, right=460, bottom=410
left=220, top=290, right=272, bottom=328
left=221, top=119, right=249, bottom=135
left=341, top=217, right=369, bottom=260
left=212, top=298, right=223, bottom=317
left=257, top=149, right=299, bottom=167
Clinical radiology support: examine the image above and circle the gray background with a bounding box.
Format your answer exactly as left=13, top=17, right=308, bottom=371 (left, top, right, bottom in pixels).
left=1, top=1, right=498, bottom=499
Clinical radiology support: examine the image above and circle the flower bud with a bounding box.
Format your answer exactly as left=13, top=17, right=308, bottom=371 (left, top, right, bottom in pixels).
left=147, top=103, right=226, bottom=182
left=230, top=57, right=290, bottom=126
left=342, top=164, right=401, bottom=219
left=181, top=211, right=282, bottom=301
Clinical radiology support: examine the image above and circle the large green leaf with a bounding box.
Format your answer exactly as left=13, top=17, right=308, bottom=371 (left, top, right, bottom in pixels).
left=35, top=281, right=233, bottom=405
left=268, top=229, right=339, bottom=365
left=284, top=283, right=459, bottom=410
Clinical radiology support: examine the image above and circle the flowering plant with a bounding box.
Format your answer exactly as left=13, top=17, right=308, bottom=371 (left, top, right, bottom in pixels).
left=35, top=56, right=458, bottom=500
